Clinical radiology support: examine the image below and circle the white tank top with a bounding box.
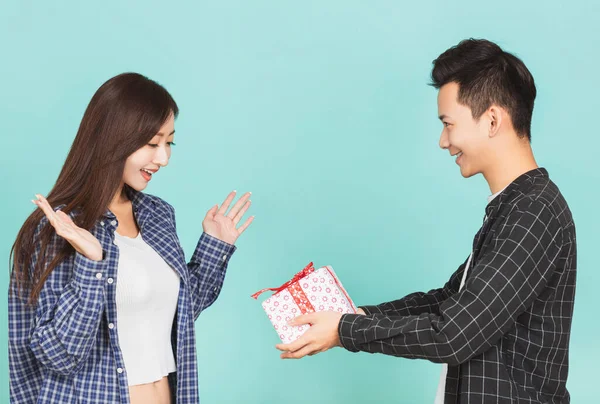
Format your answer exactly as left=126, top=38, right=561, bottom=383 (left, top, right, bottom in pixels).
left=113, top=231, right=180, bottom=386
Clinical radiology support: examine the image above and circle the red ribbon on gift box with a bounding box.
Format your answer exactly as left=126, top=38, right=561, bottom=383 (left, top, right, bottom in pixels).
left=252, top=262, right=318, bottom=317
left=251, top=262, right=356, bottom=315
left=251, top=262, right=316, bottom=299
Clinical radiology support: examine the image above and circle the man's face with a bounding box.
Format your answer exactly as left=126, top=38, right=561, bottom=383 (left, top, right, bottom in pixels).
left=437, top=82, right=490, bottom=178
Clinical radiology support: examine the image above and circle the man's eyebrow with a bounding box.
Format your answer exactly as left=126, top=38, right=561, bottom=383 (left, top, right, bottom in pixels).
left=438, top=115, right=448, bottom=121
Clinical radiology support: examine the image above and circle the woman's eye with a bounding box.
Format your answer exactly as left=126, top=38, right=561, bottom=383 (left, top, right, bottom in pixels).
left=147, top=142, right=175, bottom=148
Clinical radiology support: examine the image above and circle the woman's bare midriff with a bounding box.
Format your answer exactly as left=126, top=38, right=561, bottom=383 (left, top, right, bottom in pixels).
left=129, top=376, right=171, bottom=404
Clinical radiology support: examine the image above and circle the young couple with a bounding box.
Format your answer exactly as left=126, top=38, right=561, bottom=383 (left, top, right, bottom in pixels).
left=9, top=38, right=576, bottom=404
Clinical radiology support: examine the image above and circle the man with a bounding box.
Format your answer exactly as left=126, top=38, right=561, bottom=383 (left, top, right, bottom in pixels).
left=276, top=39, right=577, bottom=404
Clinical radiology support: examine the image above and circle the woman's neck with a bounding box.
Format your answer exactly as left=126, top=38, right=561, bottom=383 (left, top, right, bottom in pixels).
left=109, top=184, right=130, bottom=212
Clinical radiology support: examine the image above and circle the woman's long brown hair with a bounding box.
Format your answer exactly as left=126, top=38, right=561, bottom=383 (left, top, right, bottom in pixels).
left=10, top=72, right=179, bottom=304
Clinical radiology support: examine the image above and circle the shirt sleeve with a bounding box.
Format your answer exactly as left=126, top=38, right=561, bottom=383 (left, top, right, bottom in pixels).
left=338, top=199, right=563, bottom=366
left=28, top=218, right=108, bottom=376
left=359, top=257, right=467, bottom=317
left=188, top=233, right=236, bottom=319
left=165, top=203, right=236, bottom=320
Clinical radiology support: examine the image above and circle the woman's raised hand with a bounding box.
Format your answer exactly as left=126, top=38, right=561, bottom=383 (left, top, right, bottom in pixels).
left=202, top=191, right=254, bottom=245
left=32, top=194, right=103, bottom=261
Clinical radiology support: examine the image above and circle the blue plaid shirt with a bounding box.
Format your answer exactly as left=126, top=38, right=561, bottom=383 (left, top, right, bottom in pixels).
left=9, top=189, right=236, bottom=403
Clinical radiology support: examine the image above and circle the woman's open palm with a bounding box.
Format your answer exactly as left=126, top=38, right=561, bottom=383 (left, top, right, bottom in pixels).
left=202, top=191, right=254, bottom=245
left=33, top=194, right=103, bottom=261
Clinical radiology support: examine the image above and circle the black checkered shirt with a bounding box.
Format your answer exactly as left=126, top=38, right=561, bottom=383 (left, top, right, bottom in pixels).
left=339, top=168, right=576, bottom=403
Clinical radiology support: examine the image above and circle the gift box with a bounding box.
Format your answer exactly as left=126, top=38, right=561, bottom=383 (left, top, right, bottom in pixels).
left=251, top=262, right=358, bottom=344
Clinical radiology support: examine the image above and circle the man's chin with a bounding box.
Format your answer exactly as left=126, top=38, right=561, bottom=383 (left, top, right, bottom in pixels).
left=459, top=166, right=478, bottom=179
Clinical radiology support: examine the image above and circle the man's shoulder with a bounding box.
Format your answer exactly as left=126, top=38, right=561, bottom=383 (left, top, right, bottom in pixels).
left=507, top=176, right=574, bottom=230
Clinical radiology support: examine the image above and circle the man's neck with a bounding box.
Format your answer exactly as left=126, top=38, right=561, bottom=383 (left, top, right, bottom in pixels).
left=483, top=143, right=538, bottom=195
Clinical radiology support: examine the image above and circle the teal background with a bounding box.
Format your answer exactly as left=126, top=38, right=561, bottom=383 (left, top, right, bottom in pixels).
left=1, top=1, right=598, bottom=402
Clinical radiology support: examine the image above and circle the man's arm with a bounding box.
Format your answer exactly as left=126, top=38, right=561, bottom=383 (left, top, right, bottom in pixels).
left=338, top=200, right=562, bottom=365
left=359, top=257, right=467, bottom=317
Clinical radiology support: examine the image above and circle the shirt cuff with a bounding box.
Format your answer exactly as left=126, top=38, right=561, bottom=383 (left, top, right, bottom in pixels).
left=338, top=313, right=364, bottom=353
left=359, top=305, right=384, bottom=315
left=72, top=251, right=109, bottom=288
left=191, top=232, right=237, bottom=270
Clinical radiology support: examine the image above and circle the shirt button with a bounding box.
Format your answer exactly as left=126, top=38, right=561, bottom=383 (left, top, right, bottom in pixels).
left=95, top=273, right=103, bottom=280
left=111, top=220, right=117, bottom=226
left=117, top=367, right=123, bottom=374
left=213, top=287, right=218, bottom=293
left=100, top=221, right=105, bottom=226
left=108, top=323, right=115, bottom=329
left=107, top=278, right=114, bottom=284
left=222, top=255, right=227, bottom=261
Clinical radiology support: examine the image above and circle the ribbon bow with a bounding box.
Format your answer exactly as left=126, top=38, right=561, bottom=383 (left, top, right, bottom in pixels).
left=251, top=262, right=316, bottom=299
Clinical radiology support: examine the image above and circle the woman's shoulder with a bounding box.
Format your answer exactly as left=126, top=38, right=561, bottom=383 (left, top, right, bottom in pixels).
left=138, top=192, right=175, bottom=216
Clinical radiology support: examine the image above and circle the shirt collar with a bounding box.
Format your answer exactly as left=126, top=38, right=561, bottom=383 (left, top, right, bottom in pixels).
left=101, top=186, right=156, bottom=219
left=487, top=188, right=504, bottom=204
left=485, top=167, right=548, bottom=216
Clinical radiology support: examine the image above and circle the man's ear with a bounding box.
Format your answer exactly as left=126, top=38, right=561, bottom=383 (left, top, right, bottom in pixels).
left=487, top=106, right=503, bottom=138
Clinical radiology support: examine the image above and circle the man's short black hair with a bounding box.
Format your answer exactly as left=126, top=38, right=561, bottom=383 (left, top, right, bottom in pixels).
left=431, top=38, right=536, bottom=141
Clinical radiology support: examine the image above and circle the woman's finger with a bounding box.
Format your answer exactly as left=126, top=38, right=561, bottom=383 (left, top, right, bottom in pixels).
left=54, top=211, right=83, bottom=238
left=216, top=191, right=237, bottom=216
left=31, top=196, right=102, bottom=260
left=204, top=205, right=218, bottom=221
left=33, top=195, right=58, bottom=224
left=232, top=200, right=251, bottom=225
left=56, top=210, right=76, bottom=226
left=33, top=196, right=77, bottom=238
left=237, top=215, right=255, bottom=235
left=227, top=192, right=251, bottom=219
left=37, top=195, right=59, bottom=220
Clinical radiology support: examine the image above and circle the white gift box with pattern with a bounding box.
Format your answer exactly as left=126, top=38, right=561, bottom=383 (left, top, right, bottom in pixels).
left=252, top=262, right=358, bottom=344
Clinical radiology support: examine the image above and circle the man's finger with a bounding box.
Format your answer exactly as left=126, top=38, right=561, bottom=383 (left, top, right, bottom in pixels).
left=280, top=344, right=317, bottom=360
left=289, top=312, right=317, bottom=326
left=275, top=336, right=310, bottom=353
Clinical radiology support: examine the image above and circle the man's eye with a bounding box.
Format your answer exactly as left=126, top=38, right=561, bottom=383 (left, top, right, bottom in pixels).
left=443, top=122, right=451, bottom=127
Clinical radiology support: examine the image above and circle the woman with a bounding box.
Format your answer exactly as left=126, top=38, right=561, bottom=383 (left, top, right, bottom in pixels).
left=9, top=73, right=254, bottom=404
